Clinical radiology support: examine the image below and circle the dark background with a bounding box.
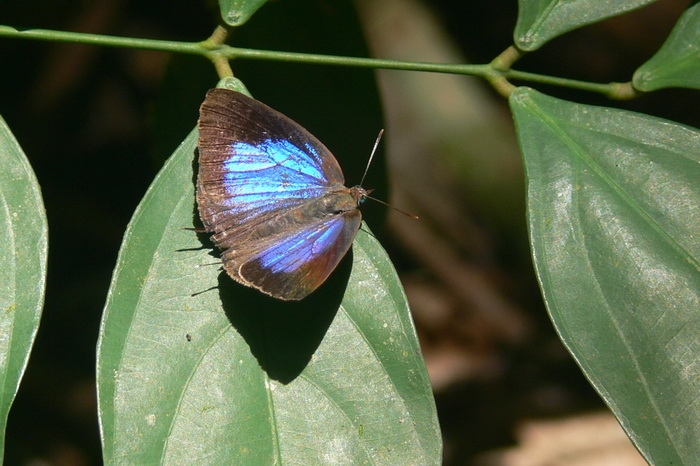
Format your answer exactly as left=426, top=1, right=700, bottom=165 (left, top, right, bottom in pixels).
left=0, top=0, right=695, bottom=464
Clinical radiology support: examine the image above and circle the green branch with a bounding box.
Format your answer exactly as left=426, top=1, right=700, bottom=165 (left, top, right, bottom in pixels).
left=0, top=25, right=632, bottom=98
left=0, top=26, right=202, bottom=54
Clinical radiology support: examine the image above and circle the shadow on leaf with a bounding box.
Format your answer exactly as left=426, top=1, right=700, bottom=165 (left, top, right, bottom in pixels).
left=217, top=250, right=352, bottom=384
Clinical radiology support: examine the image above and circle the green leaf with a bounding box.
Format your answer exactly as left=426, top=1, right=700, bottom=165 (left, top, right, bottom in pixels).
left=633, top=3, right=700, bottom=91
left=0, top=115, right=48, bottom=457
left=510, top=87, right=700, bottom=464
left=514, top=0, right=659, bottom=51
left=97, top=129, right=441, bottom=464
left=218, top=0, right=268, bottom=26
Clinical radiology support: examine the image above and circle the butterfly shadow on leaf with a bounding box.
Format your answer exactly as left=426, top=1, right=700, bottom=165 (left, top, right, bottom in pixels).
left=216, top=250, right=353, bottom=384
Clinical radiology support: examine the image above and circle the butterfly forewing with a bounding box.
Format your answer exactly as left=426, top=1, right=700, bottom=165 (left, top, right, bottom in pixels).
left=197, top=88, right=364, bottom=300
left=198, top=89, right=344, bottom=182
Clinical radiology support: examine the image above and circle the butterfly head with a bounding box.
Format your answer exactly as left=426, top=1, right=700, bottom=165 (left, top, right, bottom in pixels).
left=350, top=185, right=372, bottom=206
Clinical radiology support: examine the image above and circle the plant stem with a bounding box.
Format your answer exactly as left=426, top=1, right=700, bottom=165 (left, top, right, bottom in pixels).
left=222, top=45, right=489, bottom=75
left=505, top=70, right=628, bottom=98
left=0, top=26, right=202, bottom=54
left=0, top=25, right=632, bottom=98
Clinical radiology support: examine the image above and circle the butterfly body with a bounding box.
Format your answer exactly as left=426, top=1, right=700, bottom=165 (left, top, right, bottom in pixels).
left=197, top=88, right=367, bottom=300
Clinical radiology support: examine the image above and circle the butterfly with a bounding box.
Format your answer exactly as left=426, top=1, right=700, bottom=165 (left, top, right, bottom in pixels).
left=196, top=88, right=369, bottom=300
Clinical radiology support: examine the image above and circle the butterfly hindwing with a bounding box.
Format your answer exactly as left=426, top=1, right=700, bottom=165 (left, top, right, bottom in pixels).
left=236, top=210, right=362, bottom=300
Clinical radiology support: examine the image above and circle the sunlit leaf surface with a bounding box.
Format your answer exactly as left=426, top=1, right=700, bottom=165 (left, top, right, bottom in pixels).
left=97, top=129, right=441, bottom=464
left=510, top=87, right=700, bottom=464
left=0, top=115, right=48, bottom=458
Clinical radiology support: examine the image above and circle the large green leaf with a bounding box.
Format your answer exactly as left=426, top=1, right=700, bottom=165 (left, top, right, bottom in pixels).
left=514, top=0, right=659, bottom=51
left=96, top=128, right=441, bottom=464
left=0, top=115, right=48, bottom=457
left=218, top=0, right=268, bottom=26
left=510, top=87, right=700, bottom=464
left=634, top=3, right=700, bottom=91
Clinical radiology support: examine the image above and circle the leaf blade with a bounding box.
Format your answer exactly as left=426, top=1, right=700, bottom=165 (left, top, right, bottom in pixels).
left=97, top=127, right=441, bottom=464
left=634, top=3, right=700, bottom=91
left=218, top=0, right=269, bottom=26
left=514, top=0, right=659, bottom=51
left=510, top=87, right=700, bottom=464
left=0, top=115, right=48, bottom=457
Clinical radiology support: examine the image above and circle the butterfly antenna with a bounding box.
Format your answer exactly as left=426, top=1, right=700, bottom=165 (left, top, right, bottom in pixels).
left=359, top=129, right=419, bottom=219
left=359, top=129, right=384, bottom=187
left=365, top=194, right=419, bottom=219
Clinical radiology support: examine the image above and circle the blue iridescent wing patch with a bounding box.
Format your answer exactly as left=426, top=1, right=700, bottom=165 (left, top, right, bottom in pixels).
left=197, top=88, right=367, bottom=300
